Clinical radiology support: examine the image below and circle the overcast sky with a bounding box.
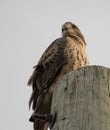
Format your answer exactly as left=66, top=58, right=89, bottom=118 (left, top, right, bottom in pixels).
left=0, top=0, right=110, bottom=130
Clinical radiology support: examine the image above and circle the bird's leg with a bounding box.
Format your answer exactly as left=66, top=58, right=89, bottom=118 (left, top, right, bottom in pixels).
left=29, top=113, right=52, bottom=122
left=29, top=112, right=57, bottom=129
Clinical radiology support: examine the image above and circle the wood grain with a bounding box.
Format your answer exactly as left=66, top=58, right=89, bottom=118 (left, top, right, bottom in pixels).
left=51, top=65, right=110, bottom=130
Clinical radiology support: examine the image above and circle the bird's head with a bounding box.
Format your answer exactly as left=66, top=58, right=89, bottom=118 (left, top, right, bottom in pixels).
left=62, top=22, right=86, bottom=44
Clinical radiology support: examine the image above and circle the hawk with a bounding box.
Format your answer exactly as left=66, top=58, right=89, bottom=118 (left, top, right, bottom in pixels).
left=28, top=22, right=89, bottom=130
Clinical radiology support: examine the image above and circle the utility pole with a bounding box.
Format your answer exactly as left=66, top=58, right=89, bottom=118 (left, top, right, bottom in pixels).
left=51, top=66, right=110, bottom=130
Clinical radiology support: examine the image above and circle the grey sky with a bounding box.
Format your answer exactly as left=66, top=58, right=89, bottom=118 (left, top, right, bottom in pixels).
left=0, top=0, right=110, bottom=130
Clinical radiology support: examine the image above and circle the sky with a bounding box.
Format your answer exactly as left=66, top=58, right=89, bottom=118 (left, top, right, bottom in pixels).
left=0, top=0, right=110, bottom=130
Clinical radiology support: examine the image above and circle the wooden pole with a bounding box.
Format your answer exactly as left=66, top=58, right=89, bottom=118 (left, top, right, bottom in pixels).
left=50, top=65, right=110, bottom=130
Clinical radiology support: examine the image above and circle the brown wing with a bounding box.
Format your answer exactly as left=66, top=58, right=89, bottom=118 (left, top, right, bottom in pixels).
left=28, top=37, right=66, bottom=110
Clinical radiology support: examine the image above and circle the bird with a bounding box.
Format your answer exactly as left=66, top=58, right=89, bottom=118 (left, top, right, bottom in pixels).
left=27, top=22, right=89, bottom=130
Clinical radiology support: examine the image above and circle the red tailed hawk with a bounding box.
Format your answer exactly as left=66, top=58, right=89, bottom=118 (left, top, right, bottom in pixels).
left=28, top=22, right=89, bottom=130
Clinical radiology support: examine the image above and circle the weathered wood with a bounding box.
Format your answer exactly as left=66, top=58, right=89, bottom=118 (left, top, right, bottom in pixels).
left=50, top=65, right=110, bottom=130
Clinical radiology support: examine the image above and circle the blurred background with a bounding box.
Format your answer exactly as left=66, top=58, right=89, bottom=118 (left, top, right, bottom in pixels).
left=0, top=0, right=110, bottom=129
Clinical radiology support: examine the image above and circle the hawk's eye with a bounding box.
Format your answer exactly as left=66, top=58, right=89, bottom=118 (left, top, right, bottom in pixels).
left=72, top=25, right=76, bottom=29
left=62, top=28, right=64, bottom=32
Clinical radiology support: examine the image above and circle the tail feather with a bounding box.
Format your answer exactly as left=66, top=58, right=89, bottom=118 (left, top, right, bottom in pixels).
left=27, top=70, right=37, bottom=86
left=29, top=87, right=38, bottom=109
left=28, top=64, right=44, bottom=86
